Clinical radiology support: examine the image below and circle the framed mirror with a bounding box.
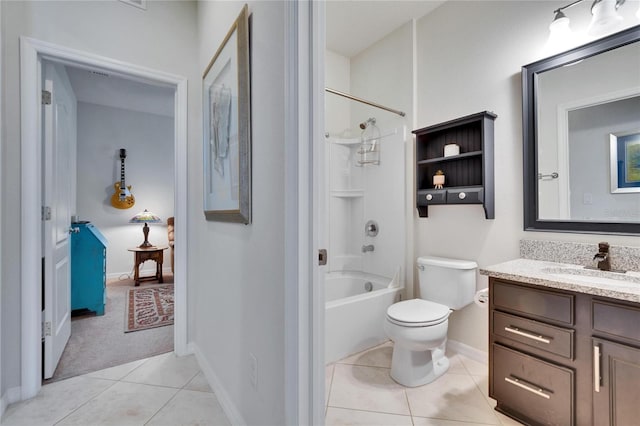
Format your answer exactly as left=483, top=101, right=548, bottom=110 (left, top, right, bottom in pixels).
left=523, top=25, right=640, bottom=235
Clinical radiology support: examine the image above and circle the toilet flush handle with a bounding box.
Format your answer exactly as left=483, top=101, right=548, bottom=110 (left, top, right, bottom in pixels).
left=417, top=264, right=425, bottom=271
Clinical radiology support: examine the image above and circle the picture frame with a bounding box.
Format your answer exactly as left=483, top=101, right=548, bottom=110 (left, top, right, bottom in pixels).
left=610, top=130, right=640, bottom=194
left=203, top=4, right=251, bottom=224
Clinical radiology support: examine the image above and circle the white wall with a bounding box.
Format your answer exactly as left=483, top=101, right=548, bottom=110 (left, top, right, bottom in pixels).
left=76, top=102, right=174, bottom=277
left=568, top=97, right=640, bottom=220
left=414, top=0, right=640, bottom=352
left=350, top=22, right=413, bottom=291
left=324, top=22, right=412, bottom=287
left=1, top=0, right=198, bottom=399
left=325, top=50, right=351, bottom=135
left=195, top=2, right=286, bottom=425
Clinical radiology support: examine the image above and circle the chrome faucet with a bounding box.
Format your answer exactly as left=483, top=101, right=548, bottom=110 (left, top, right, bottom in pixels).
left=362, top=244, right=375, bottom=253
left=593, top=242, right=611, bottom=272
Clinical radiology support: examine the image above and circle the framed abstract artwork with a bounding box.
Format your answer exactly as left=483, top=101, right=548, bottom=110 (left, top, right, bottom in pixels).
left=203, top=4, right=251, bottom=223
left=610, top=131, right=640, bottom=193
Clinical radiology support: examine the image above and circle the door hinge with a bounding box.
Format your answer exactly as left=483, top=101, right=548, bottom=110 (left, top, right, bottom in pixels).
left=42, top=321, right=52, bottom=338
left=42, top=206, right=51, bottom=221
left=42, top=90, right=52, bottom=105
left=318, top=249, right=327, bottom=266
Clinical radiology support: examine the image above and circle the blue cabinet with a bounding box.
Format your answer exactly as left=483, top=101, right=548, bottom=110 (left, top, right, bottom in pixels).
left=71, top=221, right=108, bottom=315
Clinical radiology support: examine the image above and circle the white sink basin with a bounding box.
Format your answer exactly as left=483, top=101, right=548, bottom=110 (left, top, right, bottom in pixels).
left=541, top=267, right=640, bottom=287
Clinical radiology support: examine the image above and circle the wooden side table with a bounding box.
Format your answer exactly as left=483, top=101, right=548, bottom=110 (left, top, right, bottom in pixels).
left=127, top=246, right=168, bottom=286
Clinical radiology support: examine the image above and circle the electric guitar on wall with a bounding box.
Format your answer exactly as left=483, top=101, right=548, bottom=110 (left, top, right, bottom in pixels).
left=110, top=148, right=135, bottom=209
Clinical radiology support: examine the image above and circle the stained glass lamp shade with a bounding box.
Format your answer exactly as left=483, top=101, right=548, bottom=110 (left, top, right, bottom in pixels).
left=129, top=209, right=162, bottom=248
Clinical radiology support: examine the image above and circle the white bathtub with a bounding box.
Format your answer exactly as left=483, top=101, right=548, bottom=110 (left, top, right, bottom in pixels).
left=325, top=270, right=402, bottom=364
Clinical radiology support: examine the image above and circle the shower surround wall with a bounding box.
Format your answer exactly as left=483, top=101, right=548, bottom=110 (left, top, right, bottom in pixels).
left=325, top=51, right=406, bottom=285
left=325, top=47, right=407, bottom=363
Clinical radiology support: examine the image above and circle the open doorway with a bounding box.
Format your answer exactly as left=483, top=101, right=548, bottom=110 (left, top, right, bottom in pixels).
left=42, top=59, right=177, bottom=382
left=20, top=37, right=188, bottom=399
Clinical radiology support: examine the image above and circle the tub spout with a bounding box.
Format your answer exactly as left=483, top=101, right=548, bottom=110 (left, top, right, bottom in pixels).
left=362, top=244, right=375, bottom=253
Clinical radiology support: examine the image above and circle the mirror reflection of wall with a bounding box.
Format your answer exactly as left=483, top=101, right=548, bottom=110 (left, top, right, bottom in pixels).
left=568, top=96, right=640, bottom=222
left=536, top=40, right=640, bottom=222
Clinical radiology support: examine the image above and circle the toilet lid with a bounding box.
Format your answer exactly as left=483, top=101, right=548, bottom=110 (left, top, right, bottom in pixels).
left=386, top=299, right=450, bottom=326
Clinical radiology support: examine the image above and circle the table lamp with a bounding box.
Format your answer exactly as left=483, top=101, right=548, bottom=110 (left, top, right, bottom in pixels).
left=129, top=209, right=162, bottom=248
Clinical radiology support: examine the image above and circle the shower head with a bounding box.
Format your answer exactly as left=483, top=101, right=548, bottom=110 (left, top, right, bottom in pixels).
left=359, top=117, right=376, bottom=130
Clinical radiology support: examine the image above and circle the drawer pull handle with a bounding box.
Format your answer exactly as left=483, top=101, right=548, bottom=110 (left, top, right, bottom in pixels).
left=505, top=376, right=551, bottom=400
left=504, top=326, right=551, bottom=344
left=594, top=344, right=601, bottom=393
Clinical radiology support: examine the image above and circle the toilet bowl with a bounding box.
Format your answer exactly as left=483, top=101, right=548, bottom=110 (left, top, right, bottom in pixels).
left=384, top=299, right=451, bottom=387
left=384, top=256, right=477, bottom=387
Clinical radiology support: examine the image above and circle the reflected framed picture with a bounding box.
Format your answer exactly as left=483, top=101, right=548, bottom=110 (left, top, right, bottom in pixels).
left=203, top=4, right=251, bottom=224
left=610, top=130, right=640, bottom=193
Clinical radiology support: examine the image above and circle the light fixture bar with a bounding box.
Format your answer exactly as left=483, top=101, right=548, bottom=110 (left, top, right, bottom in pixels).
left=554, top=0, right=586, bottom=15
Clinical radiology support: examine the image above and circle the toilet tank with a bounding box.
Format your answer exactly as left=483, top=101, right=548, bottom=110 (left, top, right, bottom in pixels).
left=417, top=256, right=477, bottom=310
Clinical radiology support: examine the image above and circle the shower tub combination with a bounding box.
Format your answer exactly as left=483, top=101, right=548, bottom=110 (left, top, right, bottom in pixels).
left=325, top=270, right=402, bottom=364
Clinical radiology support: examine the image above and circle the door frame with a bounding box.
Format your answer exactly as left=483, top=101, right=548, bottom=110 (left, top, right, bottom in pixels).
left=19, top=36, right=189, bottom=399
left=283, top=1, right=325, bottom=424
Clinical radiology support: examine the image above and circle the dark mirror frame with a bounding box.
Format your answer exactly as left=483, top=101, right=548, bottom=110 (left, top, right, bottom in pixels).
left=523, top=25, right=640, bottom=235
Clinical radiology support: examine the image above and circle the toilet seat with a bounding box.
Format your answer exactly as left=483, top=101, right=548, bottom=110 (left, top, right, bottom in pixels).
left=386, top=299, right=450, bottom=327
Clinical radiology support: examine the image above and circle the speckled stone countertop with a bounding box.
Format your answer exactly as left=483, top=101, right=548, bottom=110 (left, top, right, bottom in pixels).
left=480, top=258, right=640, bottom=303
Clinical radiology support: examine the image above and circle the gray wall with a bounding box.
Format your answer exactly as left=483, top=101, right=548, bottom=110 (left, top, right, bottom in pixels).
left=76, top=102, right=175, bottom=276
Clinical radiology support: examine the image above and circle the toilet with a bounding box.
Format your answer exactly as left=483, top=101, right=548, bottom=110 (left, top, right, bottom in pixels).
left=384, top=256, right=477, bottom=387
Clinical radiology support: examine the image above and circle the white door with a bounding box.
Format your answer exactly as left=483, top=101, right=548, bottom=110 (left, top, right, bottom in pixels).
left=42, top=61, right=77, bottom=379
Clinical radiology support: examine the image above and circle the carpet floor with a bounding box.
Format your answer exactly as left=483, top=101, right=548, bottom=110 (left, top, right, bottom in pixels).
left=48, top=275, right=174, bottom=383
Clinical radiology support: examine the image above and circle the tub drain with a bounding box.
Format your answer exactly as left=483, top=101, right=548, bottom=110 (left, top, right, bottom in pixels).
left=364, top=281, right=373, bottom=292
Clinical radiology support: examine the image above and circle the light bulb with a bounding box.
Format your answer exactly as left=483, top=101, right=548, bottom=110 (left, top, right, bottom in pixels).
left=546, top=11, right=576, bottom=54
left=588, top=0, right=624, bottom=37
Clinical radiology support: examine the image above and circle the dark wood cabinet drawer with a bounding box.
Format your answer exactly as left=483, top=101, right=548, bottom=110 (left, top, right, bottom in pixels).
left=492, top=343, right=574, bottom=426
left=492, top=280, right=574, bottom=325
left=493, top=311, right=574, bottom=359
left=446, top=186, right=483, bottom=204
left=593, top=300, right=640, bottom=346
left=416, top=189, right=446, bottom=205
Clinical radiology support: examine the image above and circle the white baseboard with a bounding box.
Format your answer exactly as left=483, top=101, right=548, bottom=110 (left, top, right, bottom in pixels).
left=447, top=339, right=488, bottom=364
left=192, top=343, right=246, bottom=426
left=1, top=386, right=22, bottom=419
left=106, top=267, right=173, bottom=281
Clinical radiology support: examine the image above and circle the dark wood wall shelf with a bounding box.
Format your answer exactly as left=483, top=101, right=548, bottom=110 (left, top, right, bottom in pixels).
left=413, top=111, right=497, bottom=219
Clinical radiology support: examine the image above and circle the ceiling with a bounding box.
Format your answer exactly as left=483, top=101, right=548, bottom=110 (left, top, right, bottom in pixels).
left=65, top=66, right=175, bottom=117
left=326, top=0, right=445, bottom=58
left=65, top=1, right=445, bottom=111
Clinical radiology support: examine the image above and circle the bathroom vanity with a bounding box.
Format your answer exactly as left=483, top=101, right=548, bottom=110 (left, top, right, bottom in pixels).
left=481, top=259, right=640, bottom=426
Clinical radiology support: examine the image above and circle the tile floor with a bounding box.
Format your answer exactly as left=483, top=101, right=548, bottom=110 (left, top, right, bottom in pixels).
left=3, top=342, right=521, bottom=426
left=1, top=352, right=230, bottom=426
left=325, top=342, right=523, bottom=426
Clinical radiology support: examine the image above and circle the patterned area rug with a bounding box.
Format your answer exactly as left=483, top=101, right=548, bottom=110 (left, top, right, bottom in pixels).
left=125, top=285, right=174, bottom=332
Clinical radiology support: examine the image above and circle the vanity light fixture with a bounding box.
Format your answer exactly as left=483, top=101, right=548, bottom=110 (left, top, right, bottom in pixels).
left=588, top=0, right=625, bottom=36
left=547, top=0, right=629, bottom=49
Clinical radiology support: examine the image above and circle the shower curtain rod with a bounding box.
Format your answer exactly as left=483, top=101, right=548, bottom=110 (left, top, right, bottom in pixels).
left=325, top=87, right=406, bottom=118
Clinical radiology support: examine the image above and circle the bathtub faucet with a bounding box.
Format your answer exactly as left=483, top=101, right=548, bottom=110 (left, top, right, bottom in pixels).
left=362, top=244, right=375, bottom=253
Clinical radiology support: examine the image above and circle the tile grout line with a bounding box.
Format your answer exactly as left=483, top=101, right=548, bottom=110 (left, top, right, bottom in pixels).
left=52, top=378, right=120, bottom=425
left=325, top=405, right=413, bottom=420
left=404, top=387, right=415, bottom=426
left=141, top=364, right=200, bottom=425
left=325, top=365, right=336, bottom=417
left=142, top=386, right=182, bottom=426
